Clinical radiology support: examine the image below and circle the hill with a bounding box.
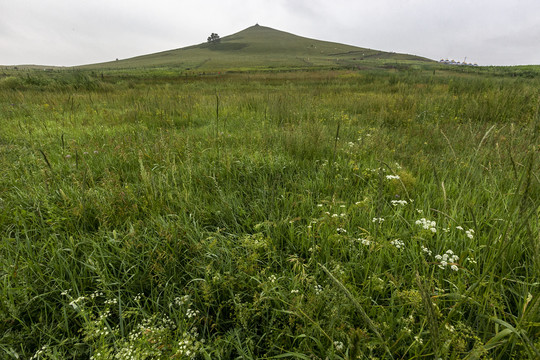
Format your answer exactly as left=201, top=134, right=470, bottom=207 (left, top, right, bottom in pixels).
left=80, top=24, right=432, bottom=71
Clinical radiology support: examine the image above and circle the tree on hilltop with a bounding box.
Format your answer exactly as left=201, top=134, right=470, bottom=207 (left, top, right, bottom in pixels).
left=207, top=33, right=221, bottom=44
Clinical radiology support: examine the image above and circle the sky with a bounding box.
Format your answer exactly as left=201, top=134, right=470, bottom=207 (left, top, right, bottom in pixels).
left=1, top=0, right=540, bottom=67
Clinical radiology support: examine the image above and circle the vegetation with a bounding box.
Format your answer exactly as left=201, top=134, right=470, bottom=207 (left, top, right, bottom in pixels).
left=75, top=25, right=430, bottom=71
left=207, top=33, right=221, bottom=44
left=0, top=64, right=539, bottom=359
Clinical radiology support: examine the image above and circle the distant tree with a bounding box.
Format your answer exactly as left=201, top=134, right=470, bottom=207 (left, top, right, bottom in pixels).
left=207, top=33, right=221, bottom=44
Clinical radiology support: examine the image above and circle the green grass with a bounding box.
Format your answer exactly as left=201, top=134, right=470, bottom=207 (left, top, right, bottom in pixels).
left=76, top=25, right=432, bottom=71
left=0, top=66, right=539, bottom=359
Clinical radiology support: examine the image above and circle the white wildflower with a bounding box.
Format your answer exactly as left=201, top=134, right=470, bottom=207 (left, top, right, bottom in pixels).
left=359, top=238, right=371, bottom=246
left=333, top=341, right=345, bottom=351
left=415, top=218, right=437, bottom=233
left=186, top=308, right=199, bottom=318
left=390, top=239, right=405, bottom=249
left=421, top=246, right=432, bottom=256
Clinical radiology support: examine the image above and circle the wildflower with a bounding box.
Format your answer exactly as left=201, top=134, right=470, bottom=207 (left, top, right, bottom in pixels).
left=290, top=289, right=299, bottom=294
left=372, top=217, right=384, bottom=223
left=337, top=227, right=347, bottom=234
left=359, top=238, right=371, bottom=246
left=415, top=218, right=437, bottom=233
left=416, top=209, right=424, bottom=214
left=268, top=275, right=277, bottom=283
left=390, top=239, right=405, bottom=249
left=65, top=154, right=71, bottom=158
left=93, top=150, right=99, bottom=154
left=466, top=229, right=474, bottom=239
left=83, top=151, right=89, bottom=155
left=186, top=308, right=199, bottom=318
left=104, top=298, right=118, bottom=305
left=317, top=204, right=323, bottom=207
left=333, top=341, right=345, bottom=351
left=332, top=213, right=339, bottom=218
left=391, top=200, right=407, bottom=206
left=456, top=226, right=464, bottom=230
left=435, top=250, right=459, bottom=270
left=421, top=246, right=432, bottom=256
left=386, top=175, right=400, bottom=180
left=314, top=285, right=323, bottom=294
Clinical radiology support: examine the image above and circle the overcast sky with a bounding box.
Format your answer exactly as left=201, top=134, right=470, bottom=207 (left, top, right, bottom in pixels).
left=1, top=0, right=539, bottom=67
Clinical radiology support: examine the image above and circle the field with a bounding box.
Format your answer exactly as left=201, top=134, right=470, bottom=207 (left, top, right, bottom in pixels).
left=76, top=25, right=430, bottom=71
left=0, top=65, right=539, bottom=359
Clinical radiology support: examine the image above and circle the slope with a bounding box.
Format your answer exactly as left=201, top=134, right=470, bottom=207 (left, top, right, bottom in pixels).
left=81, top=24, right=432, bottom=71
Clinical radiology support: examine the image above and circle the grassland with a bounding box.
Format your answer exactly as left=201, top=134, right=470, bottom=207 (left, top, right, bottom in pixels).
left=75, top=25, right=430, bottom=71
left=0, top=65, right=539, bottom=359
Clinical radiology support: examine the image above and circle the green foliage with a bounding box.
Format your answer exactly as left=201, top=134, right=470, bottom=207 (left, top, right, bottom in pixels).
left=76, top=25, right=431, bottom=71
left=0, top=67, right=539, bottom=359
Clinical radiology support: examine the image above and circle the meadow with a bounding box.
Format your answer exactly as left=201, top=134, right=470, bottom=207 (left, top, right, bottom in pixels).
left=0, top=66, right=539, bottom=359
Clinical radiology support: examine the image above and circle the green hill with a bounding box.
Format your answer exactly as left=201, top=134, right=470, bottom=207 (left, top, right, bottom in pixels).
left=81, top=24, right=432, bottom=71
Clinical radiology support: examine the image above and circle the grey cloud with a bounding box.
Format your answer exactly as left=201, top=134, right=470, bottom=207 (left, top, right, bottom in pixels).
left=1, top=0, right=539, bottom=66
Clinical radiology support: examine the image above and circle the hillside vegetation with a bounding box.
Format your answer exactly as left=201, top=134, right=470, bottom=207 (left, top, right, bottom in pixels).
left=0, top=62, right=539, bottom=359
left=79, top=25, right=431, bottom=71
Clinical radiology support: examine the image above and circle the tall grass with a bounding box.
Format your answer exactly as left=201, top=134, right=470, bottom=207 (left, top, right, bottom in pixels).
left=0, top=68, right=539, bottom=359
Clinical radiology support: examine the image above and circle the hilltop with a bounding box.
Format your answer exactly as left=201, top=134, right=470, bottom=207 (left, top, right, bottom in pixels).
left=80, top=24, right=432, bottom=71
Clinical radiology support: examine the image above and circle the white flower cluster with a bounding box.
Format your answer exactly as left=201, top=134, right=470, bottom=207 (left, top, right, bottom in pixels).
left=391, top=200, right=408, bottom=206
left=186, top=308, right=200, bottom=319
left=390, top=239, right=405, bottom=249
left=456, top=226, right=475, bottom=239
left=314, top=284, right=323, bottom=295
left=333, top=341, right=345, bottom=351
left=175, top=330, right=204, bottom=359
left=174, top=295, right=191, bottom=307
left=268, top=275, right=277, bottom=283
left=421, top=245, right=432, bottom=256
left=416, top=218, right=437, bottom=233
left=91, top=291, right=104, bottom=299
left=337, top=227, right=347, bottom=234
left=386, top=175, right=400, bottom=180
left=435, top=250, right=459, bottom=271
left=104, top=298, right=118, bottom=305
left=359, top=238, right=371, bottom=246
left=372, top=217, right=384, bottom=223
